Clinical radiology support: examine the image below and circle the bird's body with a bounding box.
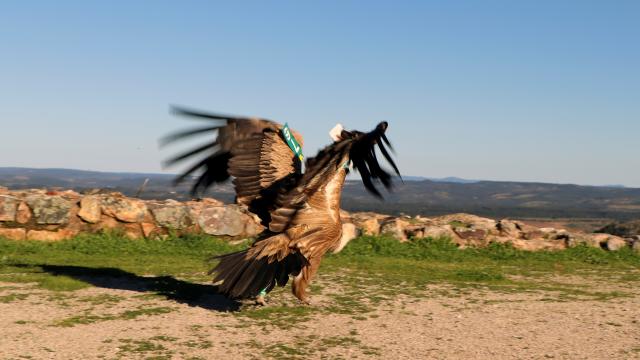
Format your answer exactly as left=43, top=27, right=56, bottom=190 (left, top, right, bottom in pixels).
left=162, top=107, right=399, bottom=303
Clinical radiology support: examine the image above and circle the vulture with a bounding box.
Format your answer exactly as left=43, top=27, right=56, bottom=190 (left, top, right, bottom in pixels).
left=162, top=106, right=400, bottom=304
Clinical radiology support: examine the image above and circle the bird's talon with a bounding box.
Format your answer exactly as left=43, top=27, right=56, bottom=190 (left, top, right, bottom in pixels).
left=255, top=295, right=267, bottom=306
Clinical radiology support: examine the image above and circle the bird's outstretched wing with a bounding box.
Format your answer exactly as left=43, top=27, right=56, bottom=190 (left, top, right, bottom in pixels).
left=161, top=106, right=304, bottom=225
left=269, top=121, right=401, bottom=233
left=209, top=121, right=401, bottom=300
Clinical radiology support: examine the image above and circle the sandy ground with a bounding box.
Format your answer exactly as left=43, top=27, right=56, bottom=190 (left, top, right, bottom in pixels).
left=1, top=277, right=639, bottom=360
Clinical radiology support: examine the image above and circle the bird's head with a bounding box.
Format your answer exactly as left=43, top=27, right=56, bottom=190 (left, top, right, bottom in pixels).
left=330, top=122, right=388, bottom=142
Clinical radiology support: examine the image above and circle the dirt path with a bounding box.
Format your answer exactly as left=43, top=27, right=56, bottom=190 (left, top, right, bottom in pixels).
left=1, top=278, right=639, bottom=359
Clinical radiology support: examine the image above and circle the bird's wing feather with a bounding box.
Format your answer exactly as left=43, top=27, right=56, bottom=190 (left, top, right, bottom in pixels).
left=161, top=106, right=304, bottom=225
left=269, top=121, right=400, bottom=235
left=269, top=140, right=352, bottom=233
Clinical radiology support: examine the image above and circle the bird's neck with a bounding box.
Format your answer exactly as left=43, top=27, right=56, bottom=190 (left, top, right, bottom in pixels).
left=325, top=166, right=348, bottom=223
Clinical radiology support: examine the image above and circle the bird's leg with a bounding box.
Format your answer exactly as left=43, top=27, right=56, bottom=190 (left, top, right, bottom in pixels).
left=292, top=256, right=322, bottom=304
left=292, top=273, right=310, bottom=304
left=255, top=288, right=268, bottom=306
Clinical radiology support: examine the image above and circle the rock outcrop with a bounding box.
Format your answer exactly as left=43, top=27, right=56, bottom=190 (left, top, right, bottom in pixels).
left=337, top=212, right=638, bottom=252
left=0, top=188, right=638, bottom=252
left=0, top=189, right=263, bottom=241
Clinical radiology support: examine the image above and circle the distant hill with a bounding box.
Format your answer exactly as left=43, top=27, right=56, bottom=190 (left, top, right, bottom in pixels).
left=399, top=176, right=478, bottom=184
left=341, top=180, right=640, bottom=221
left=1, top=167, right=639, bottom=221
left=0, top=167, right=205, bottom=201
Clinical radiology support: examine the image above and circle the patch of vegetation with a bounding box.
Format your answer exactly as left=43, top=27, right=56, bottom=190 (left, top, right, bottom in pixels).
left=116, top=338, right=171, bottom=358
left=248, top=340, right=310, bottom=359
left=236, top=304, right=318, bottom=330
left=0, top=293, right=29, bottom=303
left=119, top=306, right=174, bottom=320
left=150, top=335, right=178, bottom=342
left=52, top=306, right=175, bottom=327
left=319, top=236, right=640, bottom=308
left=0, top=271, right=90, bottom=291
left=78, top=294, right=124, bottom=306
left=246, top=332, right=380, bottom=359
left=330, top=235, right=639, bottom=283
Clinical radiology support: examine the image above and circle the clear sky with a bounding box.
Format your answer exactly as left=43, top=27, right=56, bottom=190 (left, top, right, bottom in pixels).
left=1, top=1, right=638, bottom=187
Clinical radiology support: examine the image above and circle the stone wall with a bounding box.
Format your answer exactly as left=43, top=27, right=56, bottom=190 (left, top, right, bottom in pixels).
left=0, top=188, right=263, bottom=241
left=0, top=187, right=638, bottom=253
left=344, top=212, right=639, bottom=252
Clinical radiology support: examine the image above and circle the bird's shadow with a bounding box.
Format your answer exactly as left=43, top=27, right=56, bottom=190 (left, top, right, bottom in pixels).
left=14, top=264, right=241, bottom=312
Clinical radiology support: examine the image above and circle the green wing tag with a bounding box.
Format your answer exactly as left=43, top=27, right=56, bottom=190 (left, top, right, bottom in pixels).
left=281, top=123, right=304, bottom=161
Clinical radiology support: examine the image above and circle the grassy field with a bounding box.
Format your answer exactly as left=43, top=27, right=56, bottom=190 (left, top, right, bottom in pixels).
left=1, top=234, right=640, bottom=359
left=1, top=233, right=639, bottom=292
left=2, top=233, right=640, bottom=306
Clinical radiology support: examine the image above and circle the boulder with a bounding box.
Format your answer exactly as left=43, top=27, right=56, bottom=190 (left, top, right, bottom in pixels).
left=509, top=238, right=566, bottom=251
left=632, top=239, right=640, bottom=254
left=141, top=222, right=158, bottom=238
left=566, top=234, right=603, bottom=248
left=566, top=233, right=626, bottom=249
left=495, top=219, right=523, bottom=238
left=422, top=225, right=457, bottom=240
left=97, top=216, right=121, bottom=231
left=380, top=218, right=411, bottom=242
left=92, top=216, right=143, bottom=239
left=439, top=213, right=497, bottom=233
left=25, top=195, right=72, bottom=225
left=15, top=202, right=32, bottom=224
left=358, top=218, right=381, bottom=236
left=539, top=228, right=571, bottom=241
left=101, top=195, right=147, bottom=223
left=453, top=227, right=487, bottom=240
left=606, top=236, right=628, bottom=251
left=187, top=198, right=224, bottom=208
left=151, top=205, right=193, bottom=230
left=26, top=229, right=77, bottom=241
left=0, top=228, right=26, bottom=240
left=197, top=205, right=262, bottom=237
left=405, top=226, right=425, bottom=239
left=78, top=195, right=102, bottom=223
left=121, top=224, right=144, bottom=239
left=350, top=212, right=387, bottom=236
left=333, top=223, right=358, bottom=253
left=0, top=196, right=18, bottom=222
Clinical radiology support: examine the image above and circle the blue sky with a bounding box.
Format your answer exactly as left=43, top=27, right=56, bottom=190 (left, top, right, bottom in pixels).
left=1, top=1, right=638, bottom=186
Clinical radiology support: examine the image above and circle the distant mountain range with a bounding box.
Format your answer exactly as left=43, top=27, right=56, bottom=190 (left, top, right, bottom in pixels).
left=409, top=176, right=480, bottom=184
left=1, top=167, right=639, bottom=221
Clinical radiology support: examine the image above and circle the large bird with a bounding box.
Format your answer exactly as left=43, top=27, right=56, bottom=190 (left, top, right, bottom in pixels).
left=162, top=106, right=400, bottom=304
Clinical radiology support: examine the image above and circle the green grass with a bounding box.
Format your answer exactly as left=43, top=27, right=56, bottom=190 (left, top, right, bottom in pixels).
left=0, top=292, right=29, bottom=303
left=320, top=236, right=640, bottom=309
left=245, top=333, right=380, bottom=359
left=1, top=233, right=638, bottom=306
left=117, top=338, right=168, bottom=355
left=78, top=294, right=124, bottom=306
left=0, top=231, right=244, bottom=274
left=330, top=235, right=640, bottom=283
left=0, top=232, right=245, bottom=292
left=52, top=306, right=175, bottom=327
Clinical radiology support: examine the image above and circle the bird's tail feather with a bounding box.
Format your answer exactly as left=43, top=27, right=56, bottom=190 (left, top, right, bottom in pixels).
left=209, top=246, right=308, bottom=299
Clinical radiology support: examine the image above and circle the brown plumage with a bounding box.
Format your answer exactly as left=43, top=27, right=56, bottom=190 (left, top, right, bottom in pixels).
left=162, top=106, right=400, bottom=303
